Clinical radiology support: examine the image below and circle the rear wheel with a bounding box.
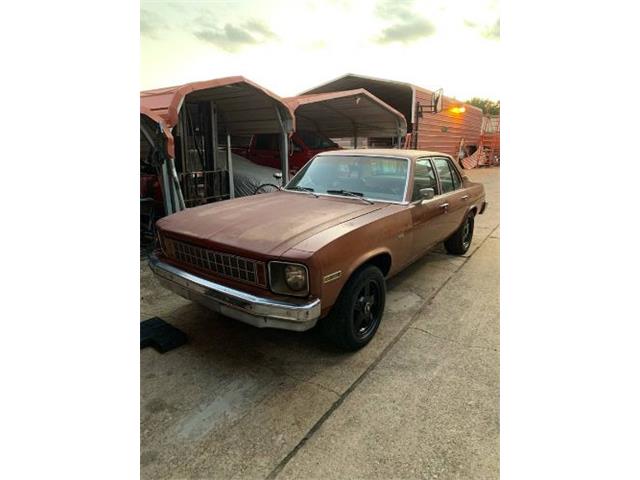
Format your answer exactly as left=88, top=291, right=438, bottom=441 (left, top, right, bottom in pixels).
left=444, top=212, right=475, bottom=255
left=320, top=265, right=386, bottom=351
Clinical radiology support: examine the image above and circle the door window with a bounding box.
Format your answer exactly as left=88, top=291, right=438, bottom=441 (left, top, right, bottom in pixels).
left=433, top=157, right=460, bottom=193
left=411, top=159, right=437, bottom=201
left=297, top=130, right=338, bottom=149
left=452, top=166, right=462, bottom=189
left=255, top=134, right=280, bottom=151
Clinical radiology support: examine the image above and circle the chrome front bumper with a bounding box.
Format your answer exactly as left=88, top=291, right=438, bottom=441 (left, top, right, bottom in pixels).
left=148, top=255, right=321, bottom=332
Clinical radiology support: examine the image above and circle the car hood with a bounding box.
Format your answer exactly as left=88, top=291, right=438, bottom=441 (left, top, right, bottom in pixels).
left=157, top=191, right=386, bottom=257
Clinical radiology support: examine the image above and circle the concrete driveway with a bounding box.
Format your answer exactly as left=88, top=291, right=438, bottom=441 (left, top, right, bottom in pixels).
left=140, top=167, right=500, bottom=479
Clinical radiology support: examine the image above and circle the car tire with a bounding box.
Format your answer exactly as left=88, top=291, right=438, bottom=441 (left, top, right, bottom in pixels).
left=320, top=265, right=386, bottom=351
left=444, top=211, right=475, bottom=255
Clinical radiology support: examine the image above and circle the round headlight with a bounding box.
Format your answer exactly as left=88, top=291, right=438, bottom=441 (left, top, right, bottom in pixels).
left=284, top=265, right=307, bottom=291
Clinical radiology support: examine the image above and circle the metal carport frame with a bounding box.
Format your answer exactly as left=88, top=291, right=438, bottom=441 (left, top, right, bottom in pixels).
left=140, top=76, right=295, bottom=214
left=284, top=88, right=407, bottom=147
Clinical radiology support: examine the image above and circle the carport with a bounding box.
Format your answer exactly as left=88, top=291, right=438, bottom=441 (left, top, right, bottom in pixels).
left=301, top=73, right=483, bottom=156
left=140, top=76, right=295, bottom=214
left=284, top=88, right=407, bottom=148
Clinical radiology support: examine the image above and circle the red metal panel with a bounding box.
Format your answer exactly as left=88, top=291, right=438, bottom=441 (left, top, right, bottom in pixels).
left=140, top=76, right=295, bottom=133
left=284, top=89, right=407, bottom=138
left=299, top=75, right=485, bottom=157
left=481, top=115, right=500, bottom=156
left=413, top=88, right=483, bottom=157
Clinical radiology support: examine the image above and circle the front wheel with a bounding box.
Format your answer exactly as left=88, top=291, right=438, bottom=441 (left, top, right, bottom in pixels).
left=444, top=212, right=475, bottom=255
left=320, top=265, right=386, bottom=351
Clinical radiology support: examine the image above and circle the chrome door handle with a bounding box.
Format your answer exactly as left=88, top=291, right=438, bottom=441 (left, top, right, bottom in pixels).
left=439, top=203, right=449, bottom=211
left=461, top=195, right=469, bottom=201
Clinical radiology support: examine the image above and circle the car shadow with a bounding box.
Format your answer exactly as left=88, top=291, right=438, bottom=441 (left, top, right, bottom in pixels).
left=147, top=246, right=457, bottom=361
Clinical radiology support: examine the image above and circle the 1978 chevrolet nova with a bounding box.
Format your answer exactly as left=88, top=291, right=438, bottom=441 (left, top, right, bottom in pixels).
left=150, top=149, right=487, bottom=350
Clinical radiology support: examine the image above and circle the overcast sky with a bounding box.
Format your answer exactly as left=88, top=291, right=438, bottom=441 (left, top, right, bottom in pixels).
left=141, top=0, right=499, bottom=101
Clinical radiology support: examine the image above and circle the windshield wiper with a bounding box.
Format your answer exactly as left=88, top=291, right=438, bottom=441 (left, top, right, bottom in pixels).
left=286, top=186, right=318, bottom=197
left=326, top=189, right=374, bottom=204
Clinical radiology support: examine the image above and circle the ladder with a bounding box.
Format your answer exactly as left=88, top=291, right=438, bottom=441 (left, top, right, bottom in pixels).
left=479, top=116, right=500, bottom=166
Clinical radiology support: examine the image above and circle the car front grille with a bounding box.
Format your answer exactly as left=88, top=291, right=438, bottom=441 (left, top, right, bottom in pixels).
left=162, top=237, right=267, bottom=287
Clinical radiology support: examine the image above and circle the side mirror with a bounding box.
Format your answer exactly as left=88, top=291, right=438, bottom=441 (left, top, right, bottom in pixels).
left=420, top=187, right=435, bottom=200
left=462, top=175, right=469, bottom=182
left=273, top=172, right=283, bottom=181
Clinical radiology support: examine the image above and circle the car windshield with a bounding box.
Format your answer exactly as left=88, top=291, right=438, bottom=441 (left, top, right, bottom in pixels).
left=297, top=130, right=338, bottom=150
left=285, top=155, right=409, bottom=202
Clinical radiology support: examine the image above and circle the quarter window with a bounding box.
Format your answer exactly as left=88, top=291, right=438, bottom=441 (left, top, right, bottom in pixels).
left=451, top=165, right=462, bottom=189
left=433, top=157, right=460, bottom=193
left=412, top=159, right=437, bottom=201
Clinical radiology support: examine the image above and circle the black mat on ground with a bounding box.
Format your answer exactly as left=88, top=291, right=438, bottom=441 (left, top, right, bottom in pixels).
left=140, top=317, right=188, bottom=353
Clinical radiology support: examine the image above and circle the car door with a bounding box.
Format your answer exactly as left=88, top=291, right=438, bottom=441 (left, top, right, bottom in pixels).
left=289, top=135, right=309, bottom=173
left=432, top=156, right=468, bottom=240
left=409, top=157, right=450, bottom=258
left=251, top=134, right=281, bottom=169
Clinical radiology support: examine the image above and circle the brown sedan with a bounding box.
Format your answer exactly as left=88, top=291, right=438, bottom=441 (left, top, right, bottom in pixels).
left=150, top=149, right=487, bottom=350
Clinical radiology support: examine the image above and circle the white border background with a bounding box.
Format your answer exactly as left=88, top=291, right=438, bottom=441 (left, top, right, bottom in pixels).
left=1, top=0, right=639, bottom=478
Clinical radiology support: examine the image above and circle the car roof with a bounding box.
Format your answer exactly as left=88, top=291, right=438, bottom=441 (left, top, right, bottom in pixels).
left=316, top=149, right=452, bottom=161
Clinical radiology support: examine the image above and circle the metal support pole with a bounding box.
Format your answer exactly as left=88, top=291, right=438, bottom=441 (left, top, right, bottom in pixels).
left=353, top=126, right=358, bottom=149
left=210, top=101, right=218, bottom=171
left=141, top=122, right=175, bottom=214
left=160, top=161, right=173, bottom=215
left=139, top=123, right=155, bottom=152
left=274, top=106, right=289, bottom=184
left=413, top=102, right=419, bottom=149
left=281, top=131, right=289, bottom=185
left=227, top=134, right=235, bottom=199
left=170, top=174, right=179, bottom=210
left=179, top=105, right=189, bottom=173
left=168, top=157, right=185, bottom=210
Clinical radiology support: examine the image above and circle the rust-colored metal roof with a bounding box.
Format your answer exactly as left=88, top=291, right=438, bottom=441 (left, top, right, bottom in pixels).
left=140, top=104, right=170, bottom=139
left=284, top=89, right=407, bottom=138
left=140, top=76, right=295, bottom=135
left=301, top=73, right=482, bottom=125
left=140, top=104, right=176, bottom=157
left=140, top=104, right=166, bottom=128
left=301, top=74, right=484, bottom=156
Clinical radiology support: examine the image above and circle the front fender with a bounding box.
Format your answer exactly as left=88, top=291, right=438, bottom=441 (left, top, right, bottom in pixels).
left=346, top=247, right=393, bottom=280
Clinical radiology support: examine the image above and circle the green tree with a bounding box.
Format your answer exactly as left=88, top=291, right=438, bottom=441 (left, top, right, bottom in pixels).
left=465, top=98, right=500, bottom=115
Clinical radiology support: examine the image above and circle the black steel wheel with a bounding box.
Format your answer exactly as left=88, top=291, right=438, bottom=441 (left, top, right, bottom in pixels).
left=353, top=279, right=382, bottom=340
left=320, top=265, right=386, bottom=351
left=444, top=212, right=475, bottom=255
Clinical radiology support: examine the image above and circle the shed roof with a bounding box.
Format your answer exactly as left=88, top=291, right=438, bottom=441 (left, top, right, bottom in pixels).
left=140, top=104, right=175, bottom=158
left=284, top=89, right=407, bottom=138
left=140, top=76, right=295, bottom=135
left=300, top=73, right=482, bottom=125
left=140, top=104, right=167, bottom=129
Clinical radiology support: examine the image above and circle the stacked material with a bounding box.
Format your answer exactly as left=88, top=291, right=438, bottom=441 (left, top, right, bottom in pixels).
left=461, top=148, right=488, bottom=169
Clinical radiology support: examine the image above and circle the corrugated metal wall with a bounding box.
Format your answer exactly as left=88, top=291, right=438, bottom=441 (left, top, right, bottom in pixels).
left=414, top=88, right=483, bottom=157
left=481, top=115, right=500, bottom=155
